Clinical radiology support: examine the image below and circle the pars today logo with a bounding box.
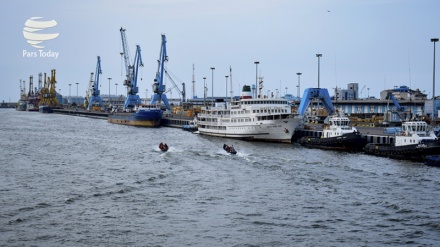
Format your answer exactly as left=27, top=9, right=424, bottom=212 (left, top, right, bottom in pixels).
left=22, top=17, right=60, bottom=59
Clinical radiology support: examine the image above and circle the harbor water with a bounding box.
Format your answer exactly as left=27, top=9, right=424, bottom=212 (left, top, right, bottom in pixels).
left=1, top=109, right=439, bottom=246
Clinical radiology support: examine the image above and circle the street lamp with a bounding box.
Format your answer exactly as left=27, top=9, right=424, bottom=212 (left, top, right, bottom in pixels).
left=367, top=88, right=370, bottom=98
left=431, top=38, right=439, bottom=100
left=431, top=38, right=439, bottom=122
left=69, top=83, right=71, bottom=97
left=203, top=77, right=207, bottom=106
left=316, top=54, right=322, bottom=88
left=296, top=72, right=302, bottom=98
left=75, top=82, right=79, bottom=97
left=254, top=61, right=259, bottom=98
left=108, top=78, right=112, bottom=104
left=210, top=67, right=215, bottom=105
left=225, top=75, right=229, bottom=100
left=115, top=83, right=118, bottom=96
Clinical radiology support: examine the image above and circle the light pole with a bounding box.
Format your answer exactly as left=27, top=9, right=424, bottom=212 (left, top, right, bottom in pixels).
left=115, top=83, right=118, bottom=96
left=225, top=75, right=229, bottom=100
left=108, top=78, right=112, bottom=104
left=296, top=72, right=302, bottom=98
left=431, top=38, right=439, bottom=122
left=432, top=38, right=439, bottom=100
left=210, top=67, right=215, bottom=105
left=75, top=82, right=79, bottom=97
left=367, top=88, right=370, bottom=98
left=254, top=61, right=259, bottom=98
left=203, top=77, right=207, bottom=106
left=285, top=87, right=288, bottom=96
left=69, top=83, right=71, bottom=97
left=316, top=54, right=322, bottom=88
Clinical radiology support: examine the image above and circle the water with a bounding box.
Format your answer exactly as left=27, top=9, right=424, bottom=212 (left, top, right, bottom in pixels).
left=1, top=109, right=440, bottom=246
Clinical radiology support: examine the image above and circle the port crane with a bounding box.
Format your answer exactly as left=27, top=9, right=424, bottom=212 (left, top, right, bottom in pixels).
left=298, top=88, right=335, bottom=117
left=120, top=27, right=143, bottom=111
left=39, top=69, right=59, bottom=107
left=383, top=92, right=406, bottom=126
left=164, top=69, right=186, bottom=103
left=150, top=34, right=171, bottom=110
left=84, top=72, right=94, bottom=108
left=87, top=56, right=104, bottom=111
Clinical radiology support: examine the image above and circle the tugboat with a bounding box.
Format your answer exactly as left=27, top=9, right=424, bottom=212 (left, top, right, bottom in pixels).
left=363, top=120, right=440, bottom=161
left=297, top=114, right=367, bottom=151
left=182, top=118, right=198, bottom=132
left=223, top=144, right=237, bottom=154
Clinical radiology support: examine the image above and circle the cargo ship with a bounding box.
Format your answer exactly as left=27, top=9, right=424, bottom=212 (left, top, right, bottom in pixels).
left=108, top=105, right=162, bottom=127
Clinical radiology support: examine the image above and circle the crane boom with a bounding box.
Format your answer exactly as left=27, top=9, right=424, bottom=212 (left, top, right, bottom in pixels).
left=359, top=85, right=366, bottom=99
left=84, top=72, right=94, bottom=108
left=120, top=27, right=142, bottom=111
left=164, top=69, right=186, bottom=102
left=151, top=34, right=170, bottom=110
left=87, top=56, right=104, bottom=110
left=120, top=27, right=131, bottom=81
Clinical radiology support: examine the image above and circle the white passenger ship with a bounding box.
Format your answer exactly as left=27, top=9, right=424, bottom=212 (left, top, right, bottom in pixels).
left=197, top=85, right=301, bottom=143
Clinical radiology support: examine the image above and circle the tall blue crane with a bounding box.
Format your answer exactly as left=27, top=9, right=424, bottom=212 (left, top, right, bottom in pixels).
left=120, top=27, right=143, bottom=111
left=87, top=56, right=104, bottom=111
left=298, top=88, right=335, bottom=116
left=150, top=34, right=171, bottom=110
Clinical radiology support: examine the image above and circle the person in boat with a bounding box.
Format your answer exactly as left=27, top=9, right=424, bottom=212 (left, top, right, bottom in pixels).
left=229, top=145, right=234, bottom=153
left=164, top=143, right=168, bottom=149
left=159, top=142, right=164, bottom=149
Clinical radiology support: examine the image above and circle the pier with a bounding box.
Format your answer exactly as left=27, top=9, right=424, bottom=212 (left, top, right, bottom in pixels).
left=51, top=108, right=194, bottom=128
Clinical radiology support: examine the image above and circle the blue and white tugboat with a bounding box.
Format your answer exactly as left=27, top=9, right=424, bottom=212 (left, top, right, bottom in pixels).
left=363, top=121, right=440, bottom=161
left=297, top=114, right=367, bottom=151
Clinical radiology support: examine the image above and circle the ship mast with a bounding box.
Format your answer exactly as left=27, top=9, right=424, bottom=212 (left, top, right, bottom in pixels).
left=192, top=64, right=195, bottom=99
left=229, top=66, right=233, bottom=102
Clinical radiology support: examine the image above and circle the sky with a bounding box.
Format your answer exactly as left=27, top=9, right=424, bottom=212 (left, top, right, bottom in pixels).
left=1, top=0, right=439, bottom=103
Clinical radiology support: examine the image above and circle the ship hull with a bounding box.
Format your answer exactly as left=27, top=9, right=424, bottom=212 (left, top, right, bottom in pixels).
left=108, top=109, right=162, bottom=127
left=424, top=155, right=440, bottom=166
left=198, top=118, right=300, bottom=143
left=16, top=101, right=27, bottom=111
left=297, top=132, right=367, bottom=151
left=363, top=140, right=440, bottom=161
left=39, top=106, right=53, bottom=113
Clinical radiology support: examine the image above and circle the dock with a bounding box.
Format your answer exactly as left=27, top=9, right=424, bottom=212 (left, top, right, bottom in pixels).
left=52, top=108, right=194, bottom=128
left=52, top=108, right=108, bottom=119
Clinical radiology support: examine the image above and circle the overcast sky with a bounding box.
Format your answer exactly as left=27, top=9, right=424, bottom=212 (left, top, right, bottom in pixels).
left=1, top=0, right=439, bottom=102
